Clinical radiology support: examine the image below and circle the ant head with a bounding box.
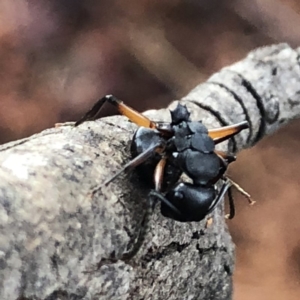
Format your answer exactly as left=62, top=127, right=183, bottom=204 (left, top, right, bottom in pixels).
left=170, top=103, right=191, bottom=125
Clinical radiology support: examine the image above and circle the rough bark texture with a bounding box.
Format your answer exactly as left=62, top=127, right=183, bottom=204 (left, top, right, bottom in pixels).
left=0, top=43, right=300, bottom=300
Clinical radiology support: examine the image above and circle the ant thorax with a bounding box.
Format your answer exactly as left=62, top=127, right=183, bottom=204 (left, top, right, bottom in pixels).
left=170, top=120, right=214, bottom=153
left=168, top=120, right=221, bottom=186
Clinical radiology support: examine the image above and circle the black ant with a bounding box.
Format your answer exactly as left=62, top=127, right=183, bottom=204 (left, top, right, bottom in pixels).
left=75, top=95, right=254, bottom=262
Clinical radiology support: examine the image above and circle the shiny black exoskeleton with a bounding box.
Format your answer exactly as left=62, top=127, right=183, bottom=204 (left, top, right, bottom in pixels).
left=131, top=104, right=235, bottom=222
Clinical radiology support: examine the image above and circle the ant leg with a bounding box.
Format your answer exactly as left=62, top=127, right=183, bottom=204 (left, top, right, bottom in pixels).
left=215, top=151, right=236, bottom=164
left=151, top=157, right=183, bottom=217
left=75, top=96, right=108, bottom=126
left=209, top=152, right=236, bottom=185
left=225, top=186, right=235, bottom=219
left=148, top=157, right=181, bottom=216
left=208, top=121, right=249, bottom=144
left=225, top=177, right=255, bottom=205
left=97, top=156, right=167, bottom=262
left=121, top=196, right=156, bottom=262
left=207, top=180, right=232, bottom=214
left=75, top=94, right=157, bottom=128
left=148, top=190, right=182, bottom=217
left=154, top=157, right=167, bottom=191
left=90, top=197, right=157, bottom=264
left=101, top=142, right=165, bottom=187
left=120, top=158, right=168, bottom=261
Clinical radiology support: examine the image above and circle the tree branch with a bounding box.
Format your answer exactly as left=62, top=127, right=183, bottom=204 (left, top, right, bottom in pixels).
left=0, top=43, right=299, bottom=300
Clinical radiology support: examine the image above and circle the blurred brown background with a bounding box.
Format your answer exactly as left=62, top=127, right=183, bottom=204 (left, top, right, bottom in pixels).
left=1, top=1, right=300, bottom=299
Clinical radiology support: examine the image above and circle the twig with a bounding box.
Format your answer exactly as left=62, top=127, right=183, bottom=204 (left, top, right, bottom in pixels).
left=0, top=44, right=300, bottom=300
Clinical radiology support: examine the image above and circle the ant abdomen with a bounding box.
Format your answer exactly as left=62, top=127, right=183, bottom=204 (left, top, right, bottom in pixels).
left=160, top=182, right=216, bottom=222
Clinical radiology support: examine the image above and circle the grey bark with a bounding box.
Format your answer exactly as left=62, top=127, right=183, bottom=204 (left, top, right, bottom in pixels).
left=0, top=43, right=300, bottom=300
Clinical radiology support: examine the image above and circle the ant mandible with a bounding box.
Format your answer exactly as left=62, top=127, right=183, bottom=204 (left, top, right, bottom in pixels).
left=75, top=95, right=254, bottom=261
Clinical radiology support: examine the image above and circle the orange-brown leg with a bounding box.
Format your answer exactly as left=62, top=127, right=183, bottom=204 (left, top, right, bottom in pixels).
left=75, top=95, right=157, bottom=128
left=121, top=157, right=168, bottom=262
left=150, top=158, right=182, bottom=216
left=153, top=157, right=167, bottom=191
left=216, top=152, right=255, bottom=206
left=226, top=177, right=255, bottom=205
left=209, top=121, right=249, bottom=144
